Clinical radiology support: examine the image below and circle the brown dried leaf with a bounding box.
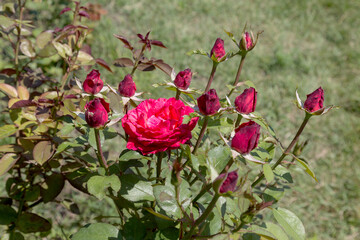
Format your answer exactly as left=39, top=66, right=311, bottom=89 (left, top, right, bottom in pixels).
left=113, top=58, right=134, bottom=68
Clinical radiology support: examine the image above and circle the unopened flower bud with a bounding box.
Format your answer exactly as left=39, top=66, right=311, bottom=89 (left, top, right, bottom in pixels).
left=235, top=87, right=257, bottom=114
left=118, top=74, right=136, bottom=97
left=83, top=69, right=103, bottom=95
left=231, top=121, right=261, bottom=154
left=210, top=38, right=226, bottom=61
left=85, top=98, right=110, bottom=128
left=197, top=89, right=221, bottom=116
left=304, top=87, right=324, bottom=113
left=174, top=69, right=192, bottom=90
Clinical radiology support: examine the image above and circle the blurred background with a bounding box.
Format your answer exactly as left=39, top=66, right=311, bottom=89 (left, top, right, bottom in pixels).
left=1, top=0, right=359, bottom=239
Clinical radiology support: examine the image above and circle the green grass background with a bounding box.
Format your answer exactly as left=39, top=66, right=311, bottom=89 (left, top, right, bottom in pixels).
left=1, top=0, right=360, bottom=239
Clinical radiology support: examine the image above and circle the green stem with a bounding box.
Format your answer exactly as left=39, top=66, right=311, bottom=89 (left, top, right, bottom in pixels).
left=192, top=158, right=234, bottom=203
left=232, top=220, right=245, bottom=233
left=94, top=128, right=108, bottom=172
left=251, top=113, right=311, bottom=187
left=235, top=114, right=243, bottom=128
left=186, top=194, right=220, bottom=239
left=175, top=89, right=181, bottom=100
left=192, top=117, right=208, bottom=154
left=228, top=54, right=247, bottom=98
left=156, top=152, right=164, bottom=183
left=204, top=62, right=218, bottom=93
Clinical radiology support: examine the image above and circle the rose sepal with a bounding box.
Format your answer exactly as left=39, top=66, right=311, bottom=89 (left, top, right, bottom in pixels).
left=295, top=89, right=338, bottom=116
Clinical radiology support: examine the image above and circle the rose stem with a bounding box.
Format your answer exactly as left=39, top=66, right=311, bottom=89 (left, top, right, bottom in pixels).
left=185, top=194, right=220, bottom=239
left=235, top=115, right=243, bottom=128
left=192, top=158, right=234, bottom=203
left=251, top=113, right=311, bottom=188
left=94, top=128, right=108, bottom=172
left=192, top=116, right=209, bottom=154
left=175, top=89, right=181, bottom=100
left=228, top=53, right=247, bottom=98
left=156, top=152, right=164, bottom=183
left=204, top=62, right=218, bottom=93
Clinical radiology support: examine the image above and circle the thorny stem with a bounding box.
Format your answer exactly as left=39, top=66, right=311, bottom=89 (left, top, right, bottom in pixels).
left=204, top=62, right=218, bottom=93
left=192, top=116, right=208, bottom=154
left=185, top=194, right=220, bottom=239
left=131, top=44, right=147, bottom=75
left=94, top=128, right=108, bottom=172
left=251, top=113, right=311, bottom=188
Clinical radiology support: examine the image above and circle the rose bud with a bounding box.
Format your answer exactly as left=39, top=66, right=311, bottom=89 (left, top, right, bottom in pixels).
left=235, top=87, right=257, bottom=114
left=240, top=32, right=253, bottom=51
left=210, top=38, right=226, bottom=61
left=85, top=98, right=110, bottom=128
left=118, top=74, right=136, bottom=97
left=197, top=89, right=221, bottom=116
left=231, top=121, right=261, bottom=154
left=174, top=68, right=192, bottom=90
left=219, top=171, right=239, bottom=194
left=83, top=69, right=103, bottom=95
left=304, top=87, right=324, bottom=113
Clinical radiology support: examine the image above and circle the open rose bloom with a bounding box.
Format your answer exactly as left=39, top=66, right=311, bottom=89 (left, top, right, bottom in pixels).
left=122, top=98, right=199, bottom=155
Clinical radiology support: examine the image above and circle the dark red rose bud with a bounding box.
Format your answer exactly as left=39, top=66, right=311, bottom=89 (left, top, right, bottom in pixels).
left=219, top=171, right=238, bottom=194
left=210, top=38, right=226, bottom=61
left=83, top=69, right=103, bottom=95
left=231, top=121, right=261, bottom=154
left=197, top=89, right=221, bottom=116
left=304, top=87, right=324, bottom=112
left=235, top=87, right=257, bottom=114
left=118, top=74, right=136, bottom=97
left=174, top=69, right=192, bottom=90
left=85, top=98, right=109, bottom=128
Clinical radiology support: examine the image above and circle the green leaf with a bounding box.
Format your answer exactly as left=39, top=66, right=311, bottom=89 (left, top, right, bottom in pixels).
left=55, top=141, right=83, bottom=155
left=0, top=83, right=18, bottom=98
left=294, top=156, right=318, bottom=182
left=263, top=164, right=274, bottom=183
left=71, top=223, right=122, bottom=240
left=76, top=51, right=95, bottom=65
left=0, top=15, right=14, bottom=29
left=121, top=217, right=146, bottom=240
left=36, top=31, right=53, bottom=49
left=201, top=210, right=222, bottom=236
left=264, top=222, right=289, bottom=240
left=119, top=149, right=144, bottom=161
left=207, top=146, right=231, bottom=180
left=41, top=173, right=65, bottom=203
left=33, top=141, right=55, bottom=165
left=0, top=204, right=17, bottom=225
left=17, top=213, right=51, bottom=233
left=272, top=207, right=306, bottom=240
left=87, top=175, right=121, bottom=200
left=119, top=174, right=155, bottom=202
left=0, top=153, right=19, bottom=176
left=144, top=207, right=174, bottom=221
left=20, top=39, right=35, bottom=57
left=186, top=49, right=208, bottom=56
left=224, top=29, right=238, bottom=45
left=244, top=225, right=277, bottom=239
left=52, top=41, right=72, bottom=58
left=155, top=228, right=179, bottom=240
left=264, top=186, right=285, bottom=202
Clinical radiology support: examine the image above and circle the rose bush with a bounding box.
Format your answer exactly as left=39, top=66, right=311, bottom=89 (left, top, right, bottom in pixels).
left=122, top=97, right=198, bottom=155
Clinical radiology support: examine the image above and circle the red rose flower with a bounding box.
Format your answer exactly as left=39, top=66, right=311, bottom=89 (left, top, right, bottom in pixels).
left=83, top=69, right=103, bottom=95
left=122, top=98, right=199, bottom=155
left=219, top=171, right=238, bottom=194
left=240, top=32, right=253, bottom=51
left=235, top=87, right=257, bottom=114
left=197, top=89, right=221, bottom=116
left=304, top=87, right=324, bottom=113
left=210, top=38, right=226, bottom=61
left=231, top=121, right=261, bottom=154
left=174, top=68, right=192, bottom=90
left=85, top=98, right=110, bottom=128
left=118, top=74, right=136, bottom=97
